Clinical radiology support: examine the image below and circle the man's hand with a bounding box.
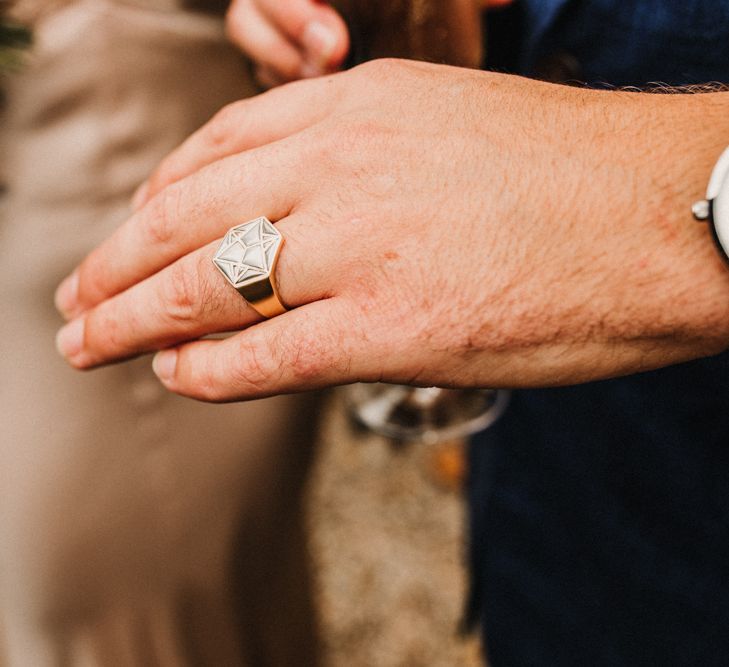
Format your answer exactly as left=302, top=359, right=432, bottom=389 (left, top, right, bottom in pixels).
left=226, top=0, right=350, bottom=87
left=55, top=60, right=729, bottom=401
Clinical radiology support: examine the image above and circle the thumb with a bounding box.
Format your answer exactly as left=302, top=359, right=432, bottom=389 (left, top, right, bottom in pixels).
left=263, top=0, right=350, bottom=72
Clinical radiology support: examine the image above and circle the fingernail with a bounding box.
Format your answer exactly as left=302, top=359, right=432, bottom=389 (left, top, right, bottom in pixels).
left=302, top=20, right=337, bottom=65
left=153, top=349, right=177, bottom=383
left=55, top=270, right=79, bottom=318
left=131, top=180, right=149, bottom=211
left=56, top=318, right=85, bottom=360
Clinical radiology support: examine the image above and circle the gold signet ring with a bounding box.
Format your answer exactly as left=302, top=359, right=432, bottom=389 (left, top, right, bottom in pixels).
left=212, top=216, right=287, bottom=318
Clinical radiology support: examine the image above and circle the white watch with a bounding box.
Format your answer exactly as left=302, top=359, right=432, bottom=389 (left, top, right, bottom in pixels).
left=693, top=146, right=729, bottom=264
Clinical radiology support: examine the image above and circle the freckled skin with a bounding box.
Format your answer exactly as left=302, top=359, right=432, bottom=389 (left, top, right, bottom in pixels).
left=57, top=60, right=729, bottom=401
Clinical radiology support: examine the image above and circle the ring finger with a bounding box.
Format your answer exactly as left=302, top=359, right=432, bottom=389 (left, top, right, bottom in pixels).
left=55, top=214, right=336, bottom=369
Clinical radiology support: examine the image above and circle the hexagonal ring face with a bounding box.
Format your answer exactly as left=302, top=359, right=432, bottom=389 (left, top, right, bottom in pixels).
left=213, top=217, right=282, bottom=290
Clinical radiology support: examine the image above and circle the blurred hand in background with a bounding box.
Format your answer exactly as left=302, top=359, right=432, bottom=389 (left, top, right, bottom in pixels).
left=226, top=0, right=513, bottom=87
left=225, top=0, right=351, bottom=86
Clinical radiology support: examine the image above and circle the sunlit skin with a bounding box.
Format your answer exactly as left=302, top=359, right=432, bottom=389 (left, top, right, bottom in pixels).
left=53, top=55, right=729, bottom=401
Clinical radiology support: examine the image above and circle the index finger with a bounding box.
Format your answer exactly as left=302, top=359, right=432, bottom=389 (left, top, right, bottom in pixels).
left=56, top=137, right=308, bottom=319
left=132, top=75, right=340, bottom=211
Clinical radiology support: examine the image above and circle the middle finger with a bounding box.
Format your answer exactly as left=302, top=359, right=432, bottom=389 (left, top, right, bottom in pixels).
left=61, top=138, right=310, bottom=319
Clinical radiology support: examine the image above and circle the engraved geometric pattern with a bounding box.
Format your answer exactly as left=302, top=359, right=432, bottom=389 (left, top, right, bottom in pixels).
left=213, top=217, right=282, bottom=289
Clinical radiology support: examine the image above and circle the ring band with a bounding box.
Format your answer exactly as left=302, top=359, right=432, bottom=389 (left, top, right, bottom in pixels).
left=212, top=216, right=287, bottom=318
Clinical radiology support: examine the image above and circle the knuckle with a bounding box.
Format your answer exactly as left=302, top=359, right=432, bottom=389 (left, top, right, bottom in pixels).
left=304, top=122, right=350, bottom=173
left=305, top=115, right=391, bottom=188
left=162, top=260, right=205, bottom=325
left=276, top=318, right=331, bottom=384
left=290, top=343, right=324, bottom=382
left=205, top=101, right=246, bottom=150
left=198, top=338, right=275, bottom=399
left=75, top=256, right=106, bottom=308
left=143, top=185, right=182, bottom=247
left=346, top=58, right=428, bottom=106
left=194, top=362, right=229, bottom=402
left=83, top=308, right=121, bottom=359
left=352, top=57, right=401, bottom=82
left=239, top=337, right=276, bottom=390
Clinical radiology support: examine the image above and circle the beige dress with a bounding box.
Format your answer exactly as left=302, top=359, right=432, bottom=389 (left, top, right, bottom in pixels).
left=0, top=1, right=319, bottom=664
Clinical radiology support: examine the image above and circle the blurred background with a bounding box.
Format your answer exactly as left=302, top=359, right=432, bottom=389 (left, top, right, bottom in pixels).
left=0, top=2, right=484, bottom=664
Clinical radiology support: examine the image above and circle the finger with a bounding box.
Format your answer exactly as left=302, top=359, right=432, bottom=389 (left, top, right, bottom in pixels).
left=253, top=64, right=288, bottom=90
left=226, top=0, right=304, bottom=80
left=151, top=298, right=365, bottom=402
left=60, top=140, right=308, bottom=319
left=56, top=213, right=337, bottom=369
left=255, top=0, right=349, bottom=73
left=132, top=76, right=337, bottom=210
left=56, top=241, right=252, bottom=369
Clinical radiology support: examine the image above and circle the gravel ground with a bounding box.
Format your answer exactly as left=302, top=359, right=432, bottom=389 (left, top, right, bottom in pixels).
left=307, top=390, right=484, bottom=667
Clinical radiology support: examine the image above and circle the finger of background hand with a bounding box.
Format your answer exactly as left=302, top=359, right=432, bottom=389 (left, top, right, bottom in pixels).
left=256, top=0, right=349, bottom=73
left=63, top=142, right=307, bottom=318
left=134, top=76, right=337, bottom=210
left=151, top=297, right=364, bottom=401
left=57, top=212, right=338, bottom=368
left=226, top=0, right=303, bottom=80
left=254, top=63, right=288, bottom=90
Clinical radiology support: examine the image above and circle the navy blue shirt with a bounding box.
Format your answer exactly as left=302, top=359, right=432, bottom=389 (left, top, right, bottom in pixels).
left=468, top=2, right=729, bottom=665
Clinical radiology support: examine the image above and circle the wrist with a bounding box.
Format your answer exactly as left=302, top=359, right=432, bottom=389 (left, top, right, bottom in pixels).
left=610, top=90, right=729, bottom=360
left=455, top=77, right=729, bottom=386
